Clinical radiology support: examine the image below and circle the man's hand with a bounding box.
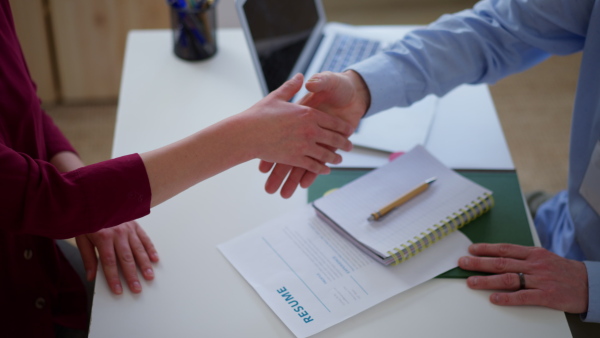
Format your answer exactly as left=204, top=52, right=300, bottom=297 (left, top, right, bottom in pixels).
left=76, top=221, right=159, bottom=295
left=260, top=70, right=371, bottom=198
left=459, top=243, right=588, bottom=314
left=238, top=73, right=354, bottom=175
left=301, top=70, right=370, bottom=126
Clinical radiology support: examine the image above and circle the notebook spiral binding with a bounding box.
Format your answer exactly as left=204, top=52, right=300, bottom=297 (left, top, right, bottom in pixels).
left=386, top=192, right=495, bottom=266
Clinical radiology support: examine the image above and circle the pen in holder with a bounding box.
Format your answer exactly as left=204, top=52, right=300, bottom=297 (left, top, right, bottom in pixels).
left=168, top=0, right=218, bottom=61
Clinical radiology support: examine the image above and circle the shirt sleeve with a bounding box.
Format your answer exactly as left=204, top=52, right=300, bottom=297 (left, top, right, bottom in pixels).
left=582, top=261, right=600, bottom=323
left=0, top=144, right=151, bottom=239
left=350, top=0, right=592, bottom=117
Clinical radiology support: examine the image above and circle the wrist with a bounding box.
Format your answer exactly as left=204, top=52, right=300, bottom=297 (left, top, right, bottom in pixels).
left=50, top=151, right=84, bottom=172
left=210, top=113, right=259, bottom=163
left=344, top=70, right=371, bottom=116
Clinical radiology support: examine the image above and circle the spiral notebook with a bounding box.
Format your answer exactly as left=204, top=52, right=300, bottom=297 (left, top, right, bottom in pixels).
left=312, top=145, right=494, bottom=266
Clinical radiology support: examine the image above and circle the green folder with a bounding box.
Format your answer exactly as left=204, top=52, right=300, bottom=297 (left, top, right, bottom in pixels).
left=307, top=169, right=535, bottom=278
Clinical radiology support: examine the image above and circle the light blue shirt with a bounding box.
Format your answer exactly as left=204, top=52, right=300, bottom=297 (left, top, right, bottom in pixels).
left=350, top=0, right=600, bottom=322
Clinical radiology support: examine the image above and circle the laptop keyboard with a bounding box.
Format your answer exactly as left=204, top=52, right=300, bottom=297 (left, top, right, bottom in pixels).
left=319, top=34, right=381, bottom=73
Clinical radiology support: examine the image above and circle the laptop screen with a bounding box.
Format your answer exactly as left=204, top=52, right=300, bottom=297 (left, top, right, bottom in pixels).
left=242, top=0, right=319, bottom=93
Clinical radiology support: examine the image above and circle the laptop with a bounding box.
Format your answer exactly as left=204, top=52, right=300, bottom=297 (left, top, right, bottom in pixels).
left=235, top=0, right=437, bottom=154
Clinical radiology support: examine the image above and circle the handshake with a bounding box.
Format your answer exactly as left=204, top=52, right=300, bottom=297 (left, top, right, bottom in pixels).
left=257, top=70, right=371, bottom=198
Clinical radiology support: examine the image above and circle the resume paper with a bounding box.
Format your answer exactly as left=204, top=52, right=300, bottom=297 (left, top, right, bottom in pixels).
left=218, top=205, right=471, bottom=337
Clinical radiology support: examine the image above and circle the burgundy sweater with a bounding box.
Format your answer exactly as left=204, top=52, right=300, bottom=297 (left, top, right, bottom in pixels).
left=1, top=1, right=152, bottom=336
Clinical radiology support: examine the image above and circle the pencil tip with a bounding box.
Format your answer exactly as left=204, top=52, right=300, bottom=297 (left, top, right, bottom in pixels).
left=426, top=177, right=437, bottom=184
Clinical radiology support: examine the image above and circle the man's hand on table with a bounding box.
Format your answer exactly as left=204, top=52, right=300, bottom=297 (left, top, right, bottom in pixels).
left=459, top=243, right=588, bottom=314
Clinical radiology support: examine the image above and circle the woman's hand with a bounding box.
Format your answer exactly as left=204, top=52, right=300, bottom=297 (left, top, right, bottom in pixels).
left=260, top=70, right=370, bottom=198
left=76, top=220, right=159, bottom=294
left=237, top=73, right=355, bottom=175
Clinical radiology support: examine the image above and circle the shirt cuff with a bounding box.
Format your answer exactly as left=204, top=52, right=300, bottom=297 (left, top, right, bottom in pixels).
left=348, top=53, right=409, bottom=118
left=581, top=261, right=600, bottom=323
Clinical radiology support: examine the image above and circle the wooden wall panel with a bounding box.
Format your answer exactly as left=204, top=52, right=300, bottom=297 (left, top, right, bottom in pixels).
left=49, top=0, right=169, bottom=102
left=9, top=0, right=58, bottom=104
left=10, top=0, right=473, bottom=103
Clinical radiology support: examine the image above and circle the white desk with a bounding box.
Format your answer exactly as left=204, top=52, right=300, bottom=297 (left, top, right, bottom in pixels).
left=89, top=29, right=570, bottom=337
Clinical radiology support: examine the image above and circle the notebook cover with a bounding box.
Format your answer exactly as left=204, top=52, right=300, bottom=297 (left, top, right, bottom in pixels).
left=307, top=169, right=534, bottom=278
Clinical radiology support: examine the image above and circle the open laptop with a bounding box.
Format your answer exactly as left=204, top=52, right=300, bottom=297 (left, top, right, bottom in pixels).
left=235, top=0, right=437, bottom=155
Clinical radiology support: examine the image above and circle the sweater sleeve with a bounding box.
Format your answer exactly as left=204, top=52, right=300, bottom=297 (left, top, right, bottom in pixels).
left=0, top=144, right=151, bottom=239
